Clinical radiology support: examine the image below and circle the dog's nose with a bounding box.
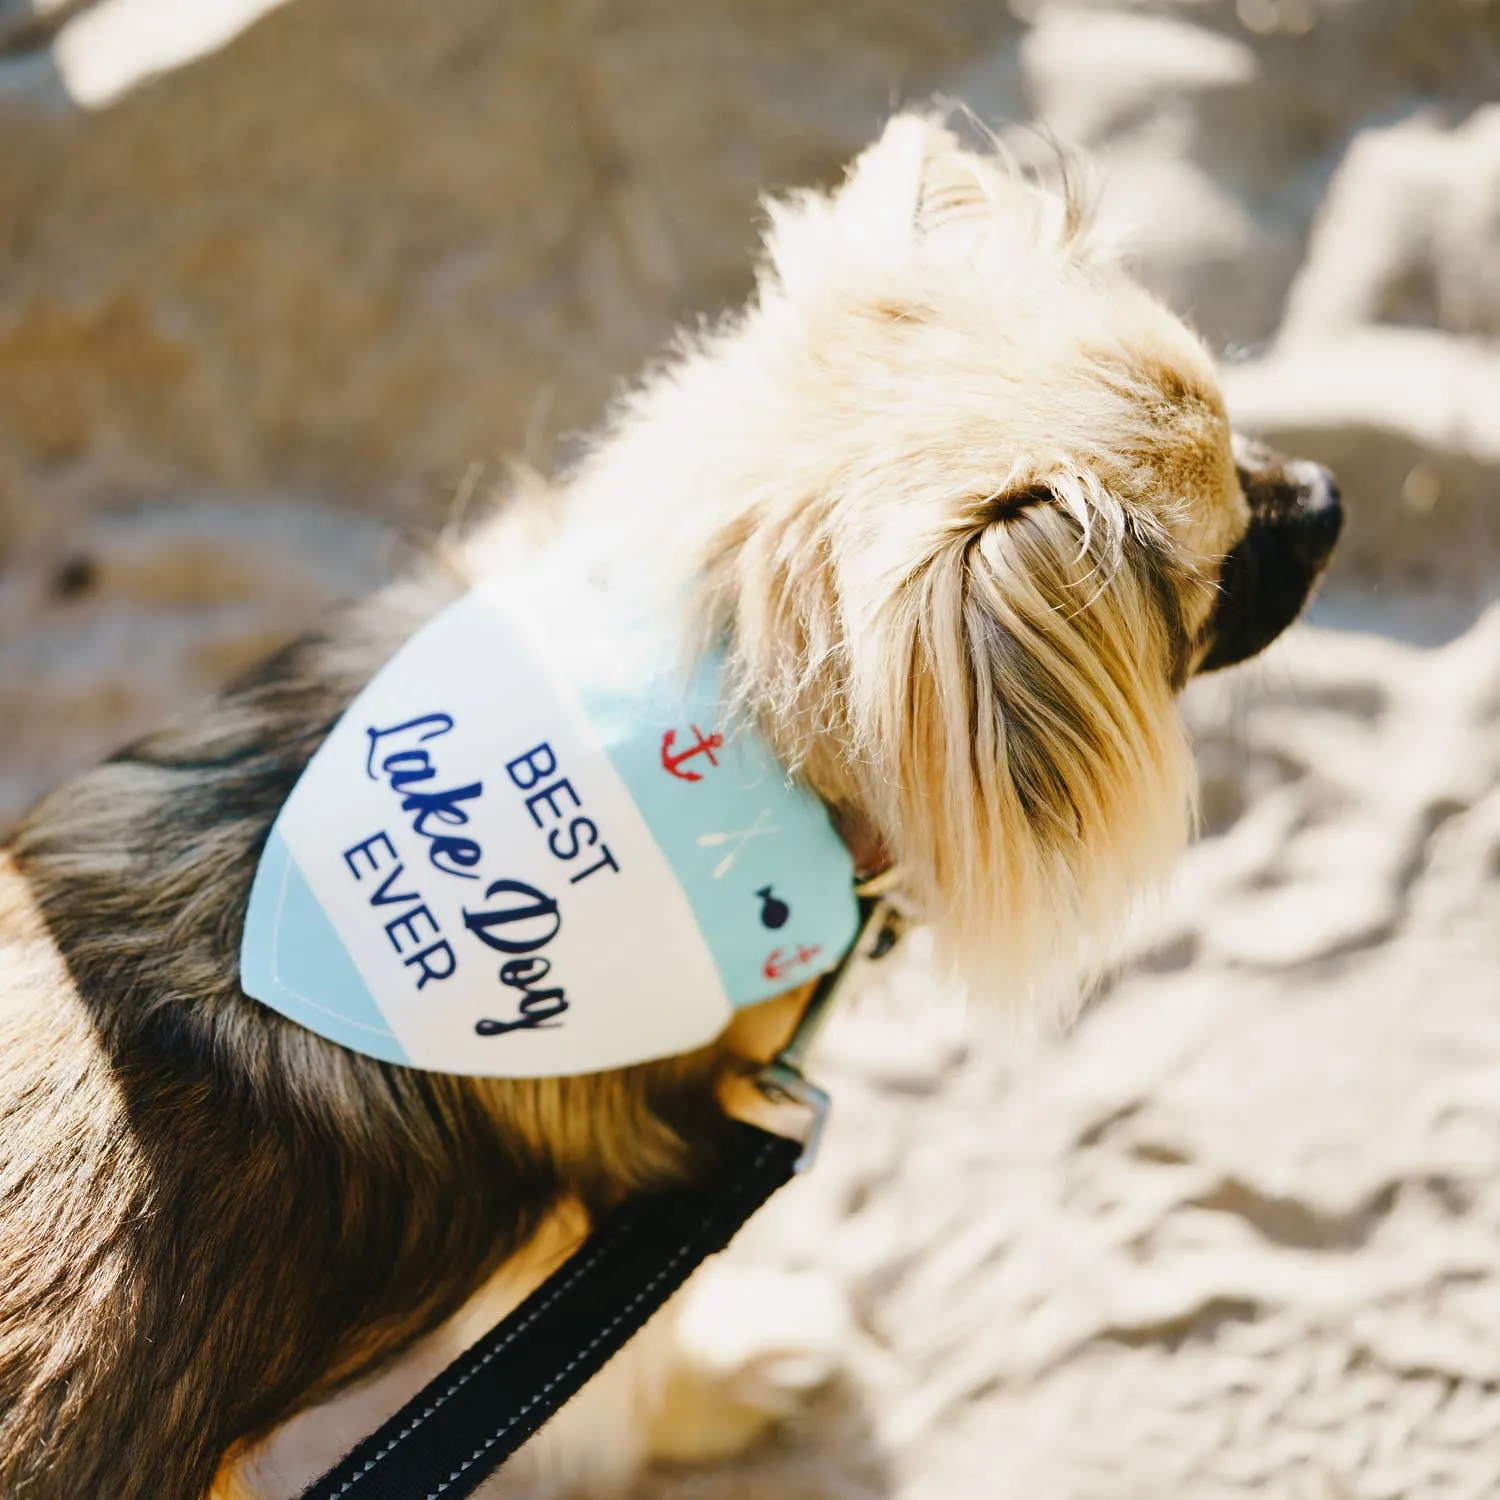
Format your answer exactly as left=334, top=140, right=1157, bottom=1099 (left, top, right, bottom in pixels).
left=1289, top=460, right=1343, bottom=555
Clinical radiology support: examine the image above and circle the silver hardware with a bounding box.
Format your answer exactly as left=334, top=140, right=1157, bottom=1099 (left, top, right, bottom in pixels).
left=754, top=898, right=897, bottom=1171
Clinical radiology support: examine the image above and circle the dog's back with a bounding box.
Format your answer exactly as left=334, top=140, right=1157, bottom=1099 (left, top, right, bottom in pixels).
left=0, top=853, right=164, bottom=1494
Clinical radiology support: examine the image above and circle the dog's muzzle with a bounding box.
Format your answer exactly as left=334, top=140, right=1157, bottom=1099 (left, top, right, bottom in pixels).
left=1197, top=439, right=1344, bottom=674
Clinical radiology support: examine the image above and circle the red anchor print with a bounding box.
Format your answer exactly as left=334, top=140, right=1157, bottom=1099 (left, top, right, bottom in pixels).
left=660, top=725, right=724, bottom=782
left=762, top=944, right=822, bottom=983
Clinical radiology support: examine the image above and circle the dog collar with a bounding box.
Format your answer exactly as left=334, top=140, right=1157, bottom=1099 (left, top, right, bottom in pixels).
left=240, top=586, right=861, bottom=1076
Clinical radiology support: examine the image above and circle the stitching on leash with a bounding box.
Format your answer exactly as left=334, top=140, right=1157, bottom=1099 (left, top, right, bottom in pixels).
left=327, top=1135, right=776, bottom=1496
left=418, top=1138, right=777, bottom=1500
left=325, top=1210, right=640, bottom=1495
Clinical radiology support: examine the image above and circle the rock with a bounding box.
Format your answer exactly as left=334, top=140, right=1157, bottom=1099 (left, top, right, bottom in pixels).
left=1002, top=0, right=1500, bottom=347
left=0, top=0, right=88, bottom=55
left=1280, top=104, right=1500, bottom=343
left=0, top=495, right=388, bottom=826
left=51, top=0, right=301, bottom=108
left=0, top=0, right=1019, bottom=563
left=1020, top=9, right=1259, bottom=148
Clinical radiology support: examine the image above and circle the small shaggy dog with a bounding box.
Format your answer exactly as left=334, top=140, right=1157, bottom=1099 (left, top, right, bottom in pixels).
left=0, top=115, right=1340, bottom=1499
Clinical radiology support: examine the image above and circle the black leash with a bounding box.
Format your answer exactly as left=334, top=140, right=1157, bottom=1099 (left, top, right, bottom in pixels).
left=299, top=1120, right=800, bottom=1500
left=300, top=899, right=897, bottom=1500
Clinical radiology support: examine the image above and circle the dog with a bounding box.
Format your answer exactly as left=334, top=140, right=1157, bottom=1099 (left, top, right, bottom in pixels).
left=0, top=114, right=1341, bottom=1499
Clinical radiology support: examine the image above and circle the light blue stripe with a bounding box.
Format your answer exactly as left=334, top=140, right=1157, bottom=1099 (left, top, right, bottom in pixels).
left=576, top=654, right=859, bottom=1008
left=240, top=828, right=412, bottom=1064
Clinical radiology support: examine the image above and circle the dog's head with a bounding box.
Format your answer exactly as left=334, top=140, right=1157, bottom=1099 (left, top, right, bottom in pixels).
left=575, top=114, right=1340, bottom=1012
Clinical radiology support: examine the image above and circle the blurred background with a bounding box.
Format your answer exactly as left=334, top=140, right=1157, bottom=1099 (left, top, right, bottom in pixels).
left=3, top=0, right=1500, bottom=1495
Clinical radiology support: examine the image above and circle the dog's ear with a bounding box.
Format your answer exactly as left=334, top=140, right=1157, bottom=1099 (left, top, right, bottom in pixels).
left=826, top=114, right=935, bottom=242
left=704, top=461, right=1197, bottom=1016
left=762, top=112, right=1097, bottom=312
left=840, top=471, right=1197, bottom=1015
left=834, top=115, right=1021, bottom=252
left=761, top=114, right=970, bottom=305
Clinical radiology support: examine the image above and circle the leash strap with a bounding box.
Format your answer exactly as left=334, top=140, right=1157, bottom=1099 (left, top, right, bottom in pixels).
left=299, top=899, right=897, bottom=1500
left=299, top=1119, right=801, bottom=1500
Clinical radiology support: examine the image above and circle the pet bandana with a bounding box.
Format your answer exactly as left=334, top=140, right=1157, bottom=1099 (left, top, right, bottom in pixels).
left=240, top=586, right=860, bottom=1076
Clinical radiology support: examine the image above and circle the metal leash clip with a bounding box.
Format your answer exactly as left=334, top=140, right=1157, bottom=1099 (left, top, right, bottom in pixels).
left=754, top=896, right=901, bottom=1171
